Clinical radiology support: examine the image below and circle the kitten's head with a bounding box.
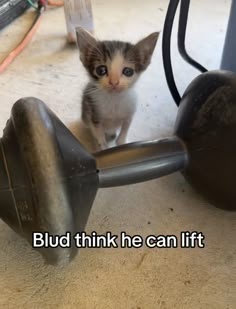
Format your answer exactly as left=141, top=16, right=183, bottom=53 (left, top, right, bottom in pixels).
left=76, top=28, right=159, bottom=93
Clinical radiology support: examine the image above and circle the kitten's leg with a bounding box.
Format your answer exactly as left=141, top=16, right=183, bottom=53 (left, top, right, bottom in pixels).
left=89, top=123, right=107, bottom=150
left=82, top=90, right=107, bottom=150
left=116, top=117, right=132, bottom=146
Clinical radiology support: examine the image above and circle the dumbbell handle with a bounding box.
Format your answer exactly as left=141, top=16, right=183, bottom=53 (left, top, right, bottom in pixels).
left=95, top=137, right=188, bottom=188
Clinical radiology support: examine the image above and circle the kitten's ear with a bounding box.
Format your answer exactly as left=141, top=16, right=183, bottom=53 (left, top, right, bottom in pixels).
left=134, top=32, right=159, bottom=69
left=75, top=27, right=97, bottom=53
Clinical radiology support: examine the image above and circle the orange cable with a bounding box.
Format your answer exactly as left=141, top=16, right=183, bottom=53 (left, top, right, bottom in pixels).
left=48, top=0, right=64, bottom=6
left=0, top=0, right=64, bottom=74
left=0, top=11, right=44, bottom=74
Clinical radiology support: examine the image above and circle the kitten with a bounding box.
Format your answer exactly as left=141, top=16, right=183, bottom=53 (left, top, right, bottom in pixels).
left=76, top=27, right=159, bottom=150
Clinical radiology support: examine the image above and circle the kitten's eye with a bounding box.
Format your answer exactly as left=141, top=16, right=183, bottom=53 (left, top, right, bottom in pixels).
left=122, top=67, right=134, bottom=77
left=96, top=65, right=107, bottom=76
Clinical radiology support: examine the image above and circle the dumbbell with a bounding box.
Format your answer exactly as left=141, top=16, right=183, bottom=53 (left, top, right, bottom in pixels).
left=0, top=70, right=235, bottom=266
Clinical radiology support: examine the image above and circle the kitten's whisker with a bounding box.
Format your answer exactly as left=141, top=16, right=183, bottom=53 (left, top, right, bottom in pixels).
left=84, top=86, right=100, bottom=95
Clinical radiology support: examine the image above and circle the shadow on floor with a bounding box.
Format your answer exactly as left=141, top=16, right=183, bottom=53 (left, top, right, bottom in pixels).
left=68, top=120, right=97, bottom=153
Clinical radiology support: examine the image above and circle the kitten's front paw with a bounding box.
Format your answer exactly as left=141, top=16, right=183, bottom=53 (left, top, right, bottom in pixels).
left=96, top=142, right=108, bottom=151
left=116, top=137, right=126, bottom=146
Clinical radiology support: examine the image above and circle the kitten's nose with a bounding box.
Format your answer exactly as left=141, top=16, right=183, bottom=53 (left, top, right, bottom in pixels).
left=109, top=79, right=119, bottom=87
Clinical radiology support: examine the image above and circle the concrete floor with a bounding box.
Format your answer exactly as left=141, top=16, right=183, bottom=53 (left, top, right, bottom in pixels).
left=0, top=0, right=235, bottom=308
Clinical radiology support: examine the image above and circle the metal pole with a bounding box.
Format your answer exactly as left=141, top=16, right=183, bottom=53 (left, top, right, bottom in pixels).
left=221, top=0, right=236, bottom=72
left=95, top=137, right=188, bottom=188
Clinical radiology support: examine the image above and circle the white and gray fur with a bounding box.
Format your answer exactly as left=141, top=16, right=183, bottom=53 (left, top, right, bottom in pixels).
left=76, top=27, right=159, bottom=150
